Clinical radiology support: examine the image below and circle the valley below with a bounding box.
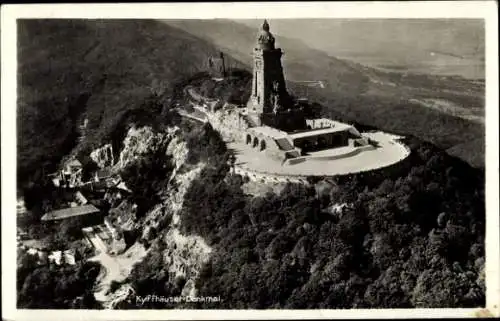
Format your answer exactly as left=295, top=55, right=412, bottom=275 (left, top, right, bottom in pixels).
left=409, top=98, right=484, bottom=124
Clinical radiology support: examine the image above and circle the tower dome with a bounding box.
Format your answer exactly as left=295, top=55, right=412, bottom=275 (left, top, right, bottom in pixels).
left=262, top=19, right=270, bottom=31
left=257, top=19, right=275, bottom=50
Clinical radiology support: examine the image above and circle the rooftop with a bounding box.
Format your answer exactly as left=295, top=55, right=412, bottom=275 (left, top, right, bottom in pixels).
left=249, top=126, right=288, bottom=139
left=65, top=159, right=82, bottom=168
left=96, top=168, right=113, bottom=179
left=41, top=204, right=100, bottom=221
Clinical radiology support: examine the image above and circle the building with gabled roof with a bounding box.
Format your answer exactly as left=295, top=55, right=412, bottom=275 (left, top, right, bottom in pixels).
left=41, top=204, right=100, bottom=221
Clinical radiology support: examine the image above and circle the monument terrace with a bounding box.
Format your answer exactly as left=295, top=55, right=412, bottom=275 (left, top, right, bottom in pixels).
left=184, top=20, right=410, bottom=178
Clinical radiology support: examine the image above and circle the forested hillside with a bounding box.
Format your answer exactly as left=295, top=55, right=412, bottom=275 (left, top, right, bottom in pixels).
left=17, top=19, right=245, bottom=184
left=179, top=136, right=485, bottom=309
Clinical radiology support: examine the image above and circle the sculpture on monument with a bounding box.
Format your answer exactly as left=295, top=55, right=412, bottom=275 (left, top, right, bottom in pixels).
left=257, top=20, right=275, bottom=50
left=272, top=81, right=282, bottom=114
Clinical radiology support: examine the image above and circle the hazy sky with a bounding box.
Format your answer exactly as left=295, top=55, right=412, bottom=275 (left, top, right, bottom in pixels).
left=163, top=18, right=485, bottom=79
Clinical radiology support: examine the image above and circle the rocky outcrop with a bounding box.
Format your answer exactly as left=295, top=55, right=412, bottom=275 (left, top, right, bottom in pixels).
left=107, top=200, right=137, bottom=230
left=105, top=284, right=136, bottom=309
left=163, top=228, right=212, bottom=297
left=165, top=134, right=189, bottom=183
left=140, top=160, right=209, bottom=286
left=168, top=165, right=204, bottom=226
left=142, top=161, right=209, bottom=298
left=117, top=126, right=180, bottom=170
left=102, top=124, right=212, bottom=306
left=130, top=162, right=209, bottom=299
left=205, top=107, right=250, bottom=142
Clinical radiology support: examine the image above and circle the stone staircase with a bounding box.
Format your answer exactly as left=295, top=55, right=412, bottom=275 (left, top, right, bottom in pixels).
left=275, top=137, right=301, bottom=159
left=275, top=137, right=294, bottom=151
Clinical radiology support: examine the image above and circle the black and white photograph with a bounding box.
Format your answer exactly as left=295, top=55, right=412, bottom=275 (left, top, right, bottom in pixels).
left=2, top=1, right=498, bottom=319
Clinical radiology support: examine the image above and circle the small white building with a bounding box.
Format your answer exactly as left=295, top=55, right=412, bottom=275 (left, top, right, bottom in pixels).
left=74, top=191, right=88, bottom=205
left=64, top=250, right=76, bottom=265
left=25, top=248, right=49, bottom=265
left=48, top=251, right=62, bottom=265
left=52, top=158, right=84, bottom=188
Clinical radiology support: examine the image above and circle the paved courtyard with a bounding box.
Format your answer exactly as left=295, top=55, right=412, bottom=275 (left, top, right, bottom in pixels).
left=229, top=132, right=410, bottom=177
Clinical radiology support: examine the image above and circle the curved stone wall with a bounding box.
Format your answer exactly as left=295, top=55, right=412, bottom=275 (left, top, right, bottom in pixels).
left=205, top=108, right=251, bottom=142
left=229, top=132, right=411, bottom=179
left=234, top=166, right=309, bottom=185
left=285, top=144, right=376, bottom=166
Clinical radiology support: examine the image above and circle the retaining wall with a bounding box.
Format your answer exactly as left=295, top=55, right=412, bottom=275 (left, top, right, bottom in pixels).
left=234, top=167, right=309, bottom=185
left=285, top=144, right=375, bottom=166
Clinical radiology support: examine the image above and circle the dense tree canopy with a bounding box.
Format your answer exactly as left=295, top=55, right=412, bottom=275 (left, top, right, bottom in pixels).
left=17, top=250, right=101, bottom=309
left=120, top=144, right=176, bottom=217
left=177, top=135, right=485, bottom=308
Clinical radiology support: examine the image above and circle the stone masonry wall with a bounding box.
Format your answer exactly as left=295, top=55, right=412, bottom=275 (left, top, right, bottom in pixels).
left=206, top=108, right=252, bottom=143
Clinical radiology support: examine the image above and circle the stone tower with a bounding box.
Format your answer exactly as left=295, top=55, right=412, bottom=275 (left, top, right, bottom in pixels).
left=247, top=20, right=289, bottom=126
left=208, top=52, right=226, bottom=79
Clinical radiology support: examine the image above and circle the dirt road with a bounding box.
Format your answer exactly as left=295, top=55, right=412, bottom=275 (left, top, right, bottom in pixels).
left=86, top=230, right=147, bottom=303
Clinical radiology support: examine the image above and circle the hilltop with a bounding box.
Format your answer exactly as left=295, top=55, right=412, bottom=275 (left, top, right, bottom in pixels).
left=162, top=19, right=485, bottom=168
left=18, top=19, right=485, bottom=183
left=162, top=19, right=370, bottom=96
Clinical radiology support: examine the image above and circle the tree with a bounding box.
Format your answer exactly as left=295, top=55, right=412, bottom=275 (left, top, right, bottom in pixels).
left=18, top=261, right=101, bottom=309
left=411, top=268, right=482, bottom=307
left=120, top=147, right=175, bottom=216
left=364, top=264, right=412, bottom=308
left=59, top=217, right=85, bottom=242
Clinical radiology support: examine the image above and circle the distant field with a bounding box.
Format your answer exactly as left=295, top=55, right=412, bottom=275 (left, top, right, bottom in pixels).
left=336, top=52, right=484, bottom=80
